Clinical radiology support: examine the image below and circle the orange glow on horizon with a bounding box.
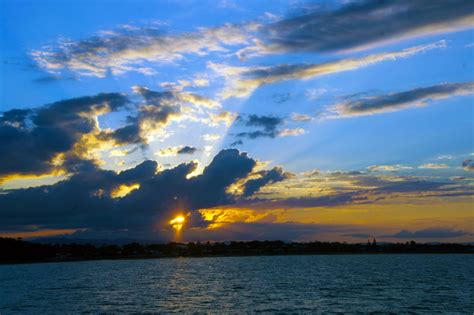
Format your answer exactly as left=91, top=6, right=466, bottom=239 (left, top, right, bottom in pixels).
left=0, top=228, right=77, bottom=239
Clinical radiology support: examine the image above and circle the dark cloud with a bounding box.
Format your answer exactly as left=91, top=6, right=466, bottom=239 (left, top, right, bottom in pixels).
left=245, top=114, right=283, bottom=131
left=240, top=193, right=367, bottom=210
left=125, top=87, right=181, bottom=143
left=157, top=146, right=197, bottom=157
left=101, top=86, right=211, bottom=146
left=383, top=228, right=472, bottom=239
left=243, top=167, right=292, bottom=196
left=0, top=93, right=130, bottom=179
left=0, top=88, right=221, bottom=181
left=236, top=130, right=277, bottom=139
left=0, top=149, right=280, bottom=240
left=235, top=114, right=284, bottom=139
left=334, top=82, right=474, bottom=116
left=243, top=64, right=309, bottom=81
left=104, top=123, right=142, bottom=145
left=262, top=0, right=474, bottom=54
left=374, top=180, right=446, bottom=194
left=32, top=75, right=77, bottom=84
left=462, top=159, right=474, bottom=171
left=230, top=139, right=243, bottom=147
left=177, top=146, right=197, bottom=155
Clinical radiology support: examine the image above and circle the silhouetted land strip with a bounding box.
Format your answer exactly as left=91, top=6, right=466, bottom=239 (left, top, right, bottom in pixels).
left=1, top=237, right=473, bottom=264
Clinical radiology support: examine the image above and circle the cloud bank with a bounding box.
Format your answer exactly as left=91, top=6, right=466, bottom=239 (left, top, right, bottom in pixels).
left=0, top=149, right=287, bottom=238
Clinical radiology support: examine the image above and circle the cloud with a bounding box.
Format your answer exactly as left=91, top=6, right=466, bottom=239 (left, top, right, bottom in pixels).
left=160, top=77, right=210, bottom=91
left=133, top=85, right=219, bottom=109
left=244, top=114, right=283, bottom=131
left=235, top=114, right=284, bottom=139
left=230, top=139, right=243, bottom=147
left=242, top=167, right=292, bottom=197
left=213, top=41, right=445, bottom=99
left=32, top=23, right=258, bottom=77
left=0, top=86, right=226, bottom=185
left=0, top=149, right=287, bottom=239
left=100, top=90, right=181, bottom=146
left=291, top=113, right=312, bottom=122
left=331, top=82, right=474, bottom=117
left=383, top=228, right=472, bottom=239
left=437, top=155, right=455, bottom=160
left=205, top=111, right=237, bottom=127
left=258, top=0, right=473, bottom=54
left=462, top=159, right=474, bottom=171
left=32, top=75, right=77, bottom=84
left=305, top=88, right=329, bottom=101
left=278, top=128, right=306, bottom=137
left=156, top=145, right=197, bottom=157
left=234, top=122, right=307, bottom=141
left=238, top=193, right=366, bottom=210
left=0, top=93, right=130, bottom=181
left=242, top=169, right=474, bottom=210
left=234, top=114, right=306, bottom=141
left=102, top=86, right=218, bottom=146
left=236, top=130, right=277, bottom=140
left=419, top=163, right=449, bottom=169
left=367, top=165, right=413, bottom=172
left=202, top=133, right=221, bottom=141
left=178, top=146, right=198, bottom=155
left=1, top=143, right=473, bottom=240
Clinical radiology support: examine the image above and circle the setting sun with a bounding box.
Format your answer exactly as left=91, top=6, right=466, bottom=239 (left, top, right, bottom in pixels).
left=170, top=215, right=185, bottom=231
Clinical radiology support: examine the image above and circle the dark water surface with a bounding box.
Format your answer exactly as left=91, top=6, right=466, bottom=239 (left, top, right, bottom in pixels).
left=1, top=254, right=473, bottom=313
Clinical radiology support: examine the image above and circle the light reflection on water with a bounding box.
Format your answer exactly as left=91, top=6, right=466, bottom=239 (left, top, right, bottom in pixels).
left=1, top=254, right=473, bottom=313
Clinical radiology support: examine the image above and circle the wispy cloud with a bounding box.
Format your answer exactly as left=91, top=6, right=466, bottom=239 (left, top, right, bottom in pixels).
left=213, top=41, right=445, bottom=99
left=254, top=0, right=474, bottom=55
left=368, top=165, right=413, bottom=172
left=291, top=113, right=313, bottom=122
left=155, top=145, right=198, bottom=157
left=329, top=81, right=474, bottom=117
left=32, top=23, right=258, bottom=77
left=419, top=163, right=449, bottom=169
left=278, top=128, right=306, bottom=137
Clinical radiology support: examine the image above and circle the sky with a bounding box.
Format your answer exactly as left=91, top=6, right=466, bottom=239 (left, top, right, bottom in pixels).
left=0, top=0, right=473, bottom=243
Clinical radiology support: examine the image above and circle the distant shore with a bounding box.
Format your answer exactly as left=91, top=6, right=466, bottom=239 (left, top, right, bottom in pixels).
left=1, top=237, right=473, bottom=265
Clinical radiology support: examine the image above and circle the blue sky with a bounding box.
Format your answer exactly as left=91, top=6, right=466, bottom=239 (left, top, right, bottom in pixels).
left=0, top=0, right=473, bottom=242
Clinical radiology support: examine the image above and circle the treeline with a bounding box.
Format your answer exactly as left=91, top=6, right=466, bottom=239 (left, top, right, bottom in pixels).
left=1, top=237, right=473, bottom=263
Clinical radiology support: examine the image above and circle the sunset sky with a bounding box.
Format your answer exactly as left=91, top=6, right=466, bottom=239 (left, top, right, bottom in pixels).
left=1, top=0, right=473, bottom=243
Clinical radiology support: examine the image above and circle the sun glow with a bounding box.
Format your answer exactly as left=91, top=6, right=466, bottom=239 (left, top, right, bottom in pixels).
left=170, top=215, right=186, bottom=231
left=110, top=183, right=140, bottom=198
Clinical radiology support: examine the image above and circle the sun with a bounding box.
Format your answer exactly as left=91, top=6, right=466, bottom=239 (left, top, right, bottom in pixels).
left=170, top=215, right=185, bottom=231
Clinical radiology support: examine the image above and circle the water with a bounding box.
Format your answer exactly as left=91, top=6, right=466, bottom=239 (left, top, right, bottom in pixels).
left=1, top=254, right=473, bottom=313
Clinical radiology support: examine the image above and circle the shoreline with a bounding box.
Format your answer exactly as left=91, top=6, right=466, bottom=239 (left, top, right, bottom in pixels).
left=2, top=251, right=474, bottom=266
left=2, top=237, right=473, bottom=265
